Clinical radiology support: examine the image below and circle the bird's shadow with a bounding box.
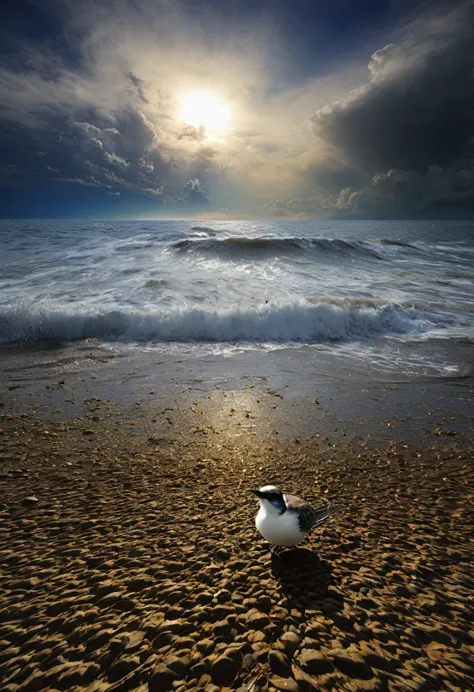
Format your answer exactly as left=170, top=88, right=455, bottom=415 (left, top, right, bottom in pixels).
left=270, top=547, right=339, bottom=615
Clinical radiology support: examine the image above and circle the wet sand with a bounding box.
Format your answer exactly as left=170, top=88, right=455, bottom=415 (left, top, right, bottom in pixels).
left=1, top=345, right=474, bottom=691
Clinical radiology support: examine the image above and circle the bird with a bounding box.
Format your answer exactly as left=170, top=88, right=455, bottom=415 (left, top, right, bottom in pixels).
left=251, top=485, right=342, bottom=551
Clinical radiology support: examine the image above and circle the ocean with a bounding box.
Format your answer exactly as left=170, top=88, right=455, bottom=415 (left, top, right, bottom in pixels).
left=1, top=219, right=473, bottom=380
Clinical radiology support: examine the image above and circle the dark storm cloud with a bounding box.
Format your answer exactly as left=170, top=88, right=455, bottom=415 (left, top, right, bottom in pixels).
left=313, top=3, right=474, bottom=174
left=321, top=163, right=474, bottom=218
left=306, top=1, right=474, bottom=217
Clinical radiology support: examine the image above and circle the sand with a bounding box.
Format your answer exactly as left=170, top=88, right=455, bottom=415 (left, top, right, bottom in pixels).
left=1, top=346, right=474, bottom=691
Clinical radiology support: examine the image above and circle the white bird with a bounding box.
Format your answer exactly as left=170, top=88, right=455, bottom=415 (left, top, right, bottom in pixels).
left=251, top=485, right=342, bottom=550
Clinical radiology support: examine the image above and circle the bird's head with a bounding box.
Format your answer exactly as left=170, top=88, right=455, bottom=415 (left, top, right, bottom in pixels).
left=251, top=485, right=286, bottom=515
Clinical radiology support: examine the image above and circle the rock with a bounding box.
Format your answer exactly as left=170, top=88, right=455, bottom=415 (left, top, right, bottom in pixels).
left=214, top=548, right=230, bottom=562
left=215, top=589, right=232, bottom=603
left=225, top=643, right=249, bottom=662
left=297, top=651, right=333, bottom=675
left=198, top=673, right=212, bottom=687
left=107, top=657, right=140, bottom=682
left=213, top=617, right=232, bottom=637
left=56, top=662, right=100, bottom=687
left=149, top=664, right=182, bottom=690
left=269, top=675, right=300, bottom=691
left=210, top=655, right=238, bottom=686
left=22, top=496, right=39, bottom=507
left=328, top=650, right=374, bottom=679
left=98, top=591, right=123, bottom=606
left=212, top=604, right=234, bottom=620
left=126, top=575, right=155, bottom=592
left=256, top=595, right=272, bottom=612
left=279, top=632, right=301, bottom=656
left=247, top=611, right=270, bottom=630
left=152, top=630, right=174, bottom=648
left=124, top=630, right=146, bottom=652
left=158, top=619, right=186, bottom=634
left=164, top=655, right=190, bottom=677
left=112, top=596, right=136, bottom=612
left=269, top=650, right=292, bottom=677
left=195, top=639, right=215, bottom=655
left=197, top=592, right=214, bottom=605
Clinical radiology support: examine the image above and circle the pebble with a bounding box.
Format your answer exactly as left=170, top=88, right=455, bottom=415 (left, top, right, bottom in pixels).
left=328, top=649, right=374, bottom=679
left=246, top=611, right=270, bottom=630
left=298, top=650, right=334, bottom=675
left=279, top=631, right=301, bottom=656
left=2, top=408, right=473, bottom=692
left=268, top=650, right=292, bottom=677
left=210, top=655, right=239, bottom=686
left=269, top=675, right=300, bottom=691
left=149, top=664, right=182, bottom=689
left=21, top=496, right=39, bottom=507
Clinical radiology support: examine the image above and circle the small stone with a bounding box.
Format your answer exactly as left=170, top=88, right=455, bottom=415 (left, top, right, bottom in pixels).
left=328, top=650, right=374, bottom=679
left=126, top=575, right=155, bottom=592
left=22, top=496, right=39, bottom=507
left=279, top=632, right=301, bottom=656
left=298, top=651, right=334, bottom=675
left=124, top=630, right=146, bottom=652
left=213, top=617, right=232, bottom=636
left=164, top=655, right=190, bottom=677
left=56, top=662, right=100, bottom=687
left=210, top=655, right=238, bottom=686
left=197, top=592, right=214, bottom=605
left=269, top=675, right=300, bottom=691
left=215, top=589, right=232, bottom=603
left=256, top=595, right=272, bottom=612
left=195, top=639, right=215, bottom=655
left=247, top=612, right=270, bottom=630
left=159, top=619, right=185, bottom=634
left=214, top=548, right=230, bottom=562
left=149, top=664, right=182, bottom=690
left=269, top=650, right=292, bottom=677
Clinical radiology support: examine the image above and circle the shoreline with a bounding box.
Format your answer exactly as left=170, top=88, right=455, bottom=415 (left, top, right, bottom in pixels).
left=1, top=340, right=473, bottom=449
left=1, top=353, right=474, bottom=690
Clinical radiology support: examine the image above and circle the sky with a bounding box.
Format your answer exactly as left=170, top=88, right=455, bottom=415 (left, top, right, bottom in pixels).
left=0, top=0, right=473, bottom=219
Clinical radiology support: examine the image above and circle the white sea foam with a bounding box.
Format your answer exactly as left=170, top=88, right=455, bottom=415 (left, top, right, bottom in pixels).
left=0, top=300, right=429, bottom=344
left=0, top=219, right=473, bottom=377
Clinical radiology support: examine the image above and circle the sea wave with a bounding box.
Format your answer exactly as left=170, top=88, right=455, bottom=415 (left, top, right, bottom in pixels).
left=0, top=300, right=431, bottom=344
left=171, top=236, right=385, bottom=260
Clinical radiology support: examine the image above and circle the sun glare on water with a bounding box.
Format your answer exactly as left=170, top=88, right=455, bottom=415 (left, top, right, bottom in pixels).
left=179, top=91, right=230, bottom=135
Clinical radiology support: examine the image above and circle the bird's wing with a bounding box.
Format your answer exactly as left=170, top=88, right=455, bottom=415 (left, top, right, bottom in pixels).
left=285, top=494, right=342, bottom=534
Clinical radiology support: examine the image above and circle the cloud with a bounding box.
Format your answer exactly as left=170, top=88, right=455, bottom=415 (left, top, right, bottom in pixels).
left=0, top=0, right=473, bottom=217
left=262, top=1, right=474, bottom=219
left=0, top=0, right=365, bottom=214
left=165, top=178, right=210, bottom=211
left=55, top=175, right=111, bottom=189
left=320, top=162, right=474, bottom=218
left=312, top=2, right=474, bottom=175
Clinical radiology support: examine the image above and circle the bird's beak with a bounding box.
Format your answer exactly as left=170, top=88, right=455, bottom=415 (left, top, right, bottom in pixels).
left=250, top=489, right=263, bottom=498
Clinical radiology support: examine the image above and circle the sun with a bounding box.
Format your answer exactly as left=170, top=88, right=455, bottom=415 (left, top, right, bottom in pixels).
left=179, top=90, right=230, bottom=134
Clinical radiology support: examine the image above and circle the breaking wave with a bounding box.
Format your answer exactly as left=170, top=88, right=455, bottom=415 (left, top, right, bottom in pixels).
left=0, top=300, right=432, bottom=345
left=172, top=236, right=386, bottom=260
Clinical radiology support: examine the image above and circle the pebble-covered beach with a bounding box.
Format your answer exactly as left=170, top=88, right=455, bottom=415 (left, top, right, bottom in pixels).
left=1, top=396, right=473, bottom=692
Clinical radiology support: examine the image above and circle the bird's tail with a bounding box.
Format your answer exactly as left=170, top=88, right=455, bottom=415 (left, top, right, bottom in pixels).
left=311, top=504, right=343, bottom=529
